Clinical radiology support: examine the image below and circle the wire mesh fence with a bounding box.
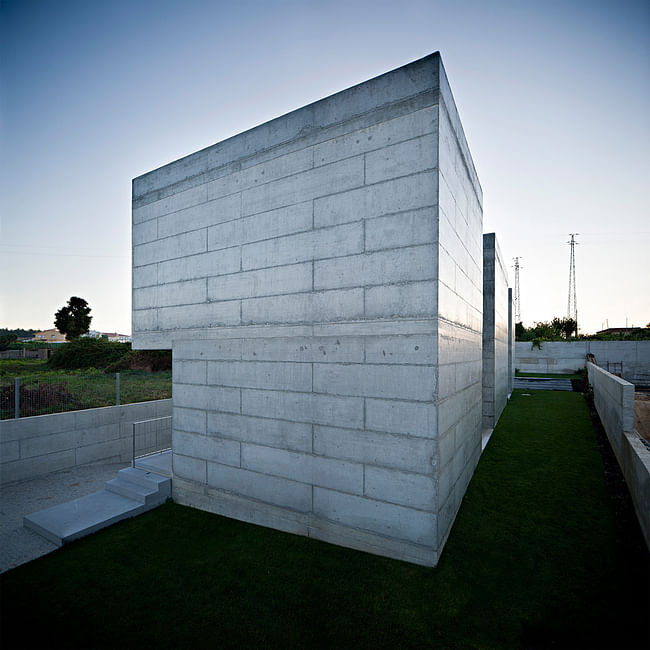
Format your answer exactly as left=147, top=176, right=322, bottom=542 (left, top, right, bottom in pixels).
left=132, top=416, right=173, bottom=463
left=0, top=371, right=172, bottom=420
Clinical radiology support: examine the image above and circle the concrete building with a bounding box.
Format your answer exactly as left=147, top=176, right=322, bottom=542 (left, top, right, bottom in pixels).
left=132, top=52, right=484, bottom=566
left=482, top=233, right=510, bottom=430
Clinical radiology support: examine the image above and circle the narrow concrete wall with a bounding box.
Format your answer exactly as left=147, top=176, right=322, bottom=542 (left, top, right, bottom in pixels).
left=134, top=53, right=483, bottom=567
left=0, top=399, right=172, bottom=485
left=587, top=362, right=649, bottom=550
left=482, top=233, right=509, bottom=430
left=434, top=60, right=483, bottom=552
left=515, top=341, right=650, bottom=384
left=507, top=288, right=515, bottom=394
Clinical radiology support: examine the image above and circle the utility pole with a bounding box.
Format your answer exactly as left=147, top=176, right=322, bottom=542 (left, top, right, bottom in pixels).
left=513, top=257, right=522, bottom=323
left=567, top=233, right=579, bottom=334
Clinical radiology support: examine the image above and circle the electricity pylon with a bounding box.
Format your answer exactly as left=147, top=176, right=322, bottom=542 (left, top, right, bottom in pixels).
left=567, top=233, right=579, bottom=332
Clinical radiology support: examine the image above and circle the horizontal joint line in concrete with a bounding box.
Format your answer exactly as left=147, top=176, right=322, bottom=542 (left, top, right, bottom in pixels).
left=132, top=89, right=440, bottom=206
left=314, top=129, right=437, bottom=168
left=362, top=165, right=438, bottom=188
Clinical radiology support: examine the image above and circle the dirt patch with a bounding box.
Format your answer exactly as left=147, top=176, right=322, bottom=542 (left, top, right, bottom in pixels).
left=634, top=393, right=650, bottom=443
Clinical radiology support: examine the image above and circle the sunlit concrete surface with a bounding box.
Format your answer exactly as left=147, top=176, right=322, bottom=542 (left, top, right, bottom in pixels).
left=132, top=53, right=484, bottom=566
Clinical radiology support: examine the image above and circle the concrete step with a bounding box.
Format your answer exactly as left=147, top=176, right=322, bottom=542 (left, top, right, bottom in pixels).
left=24, top=491, right=148, bottom=546
left=134, top=450, right=172, bottom=477
left=514, top=378, right=573, bottom=391
left=23, top=467, right=171, bottom=547
left=105, top=478, right=160, bottom=506
left=116, top=466, right=172, bottom=495
left=105, top=467, right=170, bottom=505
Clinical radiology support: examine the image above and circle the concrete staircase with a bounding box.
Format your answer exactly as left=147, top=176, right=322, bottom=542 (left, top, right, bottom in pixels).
left=514, top=377, right=573, bottom=391
left=23, top=467, right=171, bottom=546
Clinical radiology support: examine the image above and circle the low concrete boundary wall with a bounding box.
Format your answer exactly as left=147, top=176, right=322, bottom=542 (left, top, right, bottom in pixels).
left=0, top=349, right=50, bottom=360
left=0, top=399, right=172, bottom=485
left=516, top=341, right=650, bottom=384
left=587, top=362, right=649, bottom=551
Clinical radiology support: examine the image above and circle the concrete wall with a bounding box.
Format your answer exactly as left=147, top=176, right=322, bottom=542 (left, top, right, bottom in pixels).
left=516, top=341, right=650, bottom=384
left=482, top=233, right=509, bottom=430
left=507, top=288, right=515, bottom=394
left=587, top=362, right=649, bottom=550
left=433, top=58, right=483, bottom=552
left=133, top=53, right=483, bottom=566
left=0, top=399, right=172, bottom=485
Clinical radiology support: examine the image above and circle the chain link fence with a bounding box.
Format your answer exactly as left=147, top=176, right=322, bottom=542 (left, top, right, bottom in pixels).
left=0, top=371, right=172, bottom=420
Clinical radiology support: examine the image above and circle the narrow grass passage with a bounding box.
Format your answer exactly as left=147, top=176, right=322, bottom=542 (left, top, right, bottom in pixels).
left=1, top=391, right=647, bottom=649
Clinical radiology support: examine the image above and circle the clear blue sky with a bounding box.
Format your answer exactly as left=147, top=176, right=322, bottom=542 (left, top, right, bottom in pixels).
left=1, top=0, right=648, bottom=334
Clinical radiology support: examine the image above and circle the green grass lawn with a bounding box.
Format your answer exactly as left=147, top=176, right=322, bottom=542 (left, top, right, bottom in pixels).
left=1, top=391, right=647, bottom=649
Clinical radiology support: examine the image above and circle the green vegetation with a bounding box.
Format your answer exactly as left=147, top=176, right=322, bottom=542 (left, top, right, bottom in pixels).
left=54, top=296, right=92, bottom=339
left=516, top=316, right=577, bottom=341
left=0, top=369, right=171, bottom=418
left=1, top=391, right=646, bottom=649
left=0, top=327, right=38, bottom=340
left=516, top=320, right=650, bottom=342
left=581, top=328, right=650, bottom=341
left=0, top=339, right=172, bottom=418
left=0, top=333, right=18, bottom=350
left=46, top=337, right=130, bottom=370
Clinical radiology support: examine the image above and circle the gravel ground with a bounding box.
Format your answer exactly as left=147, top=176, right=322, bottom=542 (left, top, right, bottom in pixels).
left=0, top=462, right=126, bottom=573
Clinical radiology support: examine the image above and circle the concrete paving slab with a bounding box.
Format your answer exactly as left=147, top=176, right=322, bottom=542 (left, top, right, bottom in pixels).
left=24, top=490, right=147, bottom=546
left=0, top=462, right=124, bottom=573
left=134, top=450, right=172, bottom=476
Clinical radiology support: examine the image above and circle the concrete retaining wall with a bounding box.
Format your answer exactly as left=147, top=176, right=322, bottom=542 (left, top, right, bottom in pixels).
left=507, top=288, right=515, bottom=394
left=587, top=362, right=649, bottom=551
left=133, top=53, right=483, bottom=566
left=482, top=233, right=509, bottom=430
left=515, top=341, right=650, bottom=384
left=0, top=399, right=172, bottom=485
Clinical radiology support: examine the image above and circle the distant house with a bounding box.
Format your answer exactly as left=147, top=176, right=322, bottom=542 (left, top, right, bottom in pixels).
left=33, top=328, right=67, bottom=343
left=104, top=332, right=131, bottom=343
left=81, top=330, right=103, bottom=339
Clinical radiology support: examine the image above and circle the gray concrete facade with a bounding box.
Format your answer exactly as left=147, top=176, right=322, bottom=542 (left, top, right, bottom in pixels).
left=132, top=53, right=483, bottom=566
left=482, top=233, right=509, bottom=429
left=508, top=287, right=515, bottom=394
left=0, top=400, right=172, bottom=485
left=587, top=362, right=649, bottom=550
left=516, top=341, right=650, bottom=384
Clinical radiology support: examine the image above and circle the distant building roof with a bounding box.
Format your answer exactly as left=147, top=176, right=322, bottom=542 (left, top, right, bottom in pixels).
left=595, top=327, right=650, bottom=335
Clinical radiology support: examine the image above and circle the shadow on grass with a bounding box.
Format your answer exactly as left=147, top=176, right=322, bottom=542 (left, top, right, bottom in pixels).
left=1, top=391, right=648, bottom=649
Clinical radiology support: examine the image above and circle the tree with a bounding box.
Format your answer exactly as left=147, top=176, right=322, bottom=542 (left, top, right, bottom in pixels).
left=551, top=317, right=577, bottom=339
left=0, top=334, right=17, bottom=351
left=54, top=297, right=92, bottom=339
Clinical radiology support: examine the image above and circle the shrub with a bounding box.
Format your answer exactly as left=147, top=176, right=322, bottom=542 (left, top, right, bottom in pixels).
left=47, top=338, right=130, bottom=370
left=104, top=350, right=172, bottom=373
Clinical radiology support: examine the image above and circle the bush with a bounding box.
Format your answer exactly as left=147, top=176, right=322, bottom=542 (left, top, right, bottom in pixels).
left=47, top=338, right=131, bottom=370
left=104, top=350, right=172, bottom=373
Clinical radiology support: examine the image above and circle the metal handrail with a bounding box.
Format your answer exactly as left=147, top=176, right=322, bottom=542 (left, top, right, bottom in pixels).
left=132, top=416, right=172, bottom=468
